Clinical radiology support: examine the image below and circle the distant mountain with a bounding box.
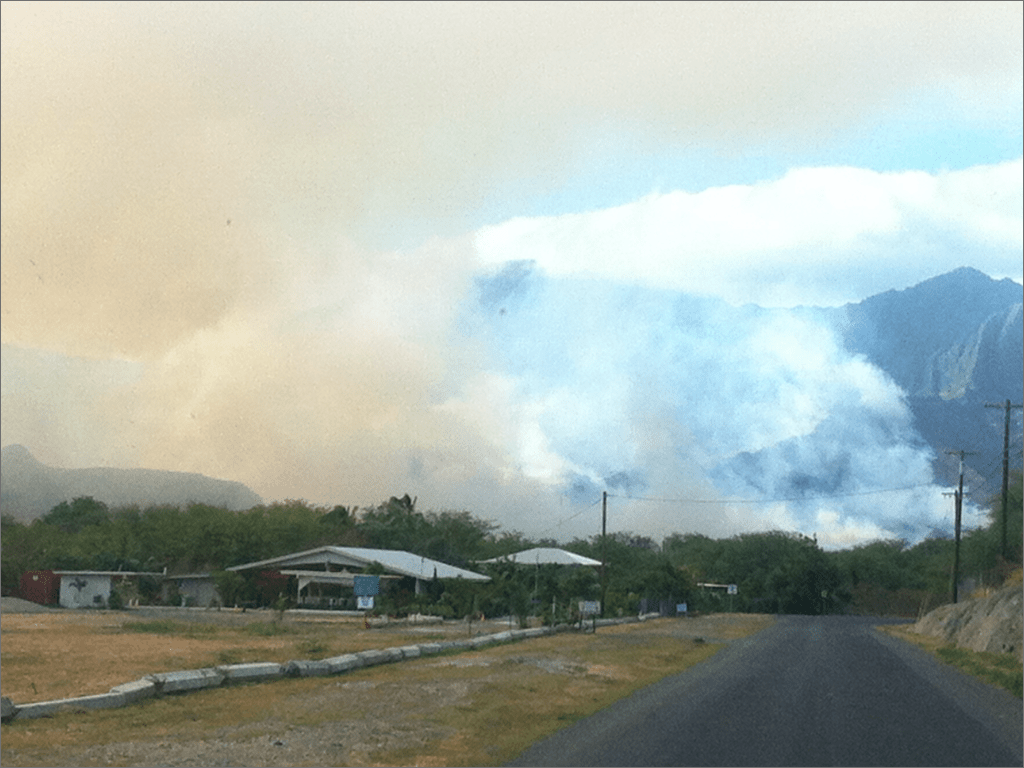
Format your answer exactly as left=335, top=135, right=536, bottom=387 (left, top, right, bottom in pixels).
left=835, top=267, right=1023, bottom=493
left=0, top=445, right=263, bottom=522
left=837, top=267, right=1023, bottom=403
left=710, top=268, right=1023, bottom=512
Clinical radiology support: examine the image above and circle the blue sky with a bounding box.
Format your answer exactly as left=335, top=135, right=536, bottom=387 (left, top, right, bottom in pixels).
left=469, top=86, right=1023, bottom=229
left=2, top=2, right=1021, bottom=547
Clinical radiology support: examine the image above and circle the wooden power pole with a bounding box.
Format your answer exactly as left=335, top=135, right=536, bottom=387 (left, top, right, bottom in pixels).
left=600, top=491, right=607, bottom=619
left=946, top=450, right=975, bottom=604
left=985, top=399, right=1023, bottom=561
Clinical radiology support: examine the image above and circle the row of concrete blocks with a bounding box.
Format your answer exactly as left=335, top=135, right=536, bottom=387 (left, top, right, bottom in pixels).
left=1, top=626, right=554, bottom=723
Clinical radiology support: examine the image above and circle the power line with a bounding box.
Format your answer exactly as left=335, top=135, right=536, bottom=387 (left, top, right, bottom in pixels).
left=606, top=482, right=937, bottom=506
left=535, top=494, right=604, bottom=537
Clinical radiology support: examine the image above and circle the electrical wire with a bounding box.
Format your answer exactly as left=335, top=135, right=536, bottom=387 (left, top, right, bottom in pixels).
left=606, top=482, right=939, bottom=506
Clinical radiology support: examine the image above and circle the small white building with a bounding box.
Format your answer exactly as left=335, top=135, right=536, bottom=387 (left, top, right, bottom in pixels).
left=164, top=573, right=220, bottom=607
left=55, top=571, right=164, bottom=609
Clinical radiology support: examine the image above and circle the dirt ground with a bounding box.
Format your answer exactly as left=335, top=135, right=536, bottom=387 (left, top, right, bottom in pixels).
left=0, top=600, right=770, bottom=767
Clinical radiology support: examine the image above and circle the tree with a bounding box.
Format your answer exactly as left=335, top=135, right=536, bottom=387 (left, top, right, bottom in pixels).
left=687, top=531, right=840, bottom=615
left=1, top=515, right=45, bottom=595
left=420, top=510, right=498, bottom=567
left=212, top=570, right=247, bottom=607
left=358, top=495, right=433, bottom=553
left=41, top=497, right=110, bottom=533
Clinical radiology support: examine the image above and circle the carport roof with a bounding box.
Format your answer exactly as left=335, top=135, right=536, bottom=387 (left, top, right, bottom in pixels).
left=227, top=546, right=489, bottom=581
left=53, top=571, right=165, bottom=577
left=478, top=547, right=602, bottom=566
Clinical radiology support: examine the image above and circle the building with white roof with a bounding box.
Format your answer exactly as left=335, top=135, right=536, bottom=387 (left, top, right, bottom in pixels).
left=228, top=546, right=489, bottom=606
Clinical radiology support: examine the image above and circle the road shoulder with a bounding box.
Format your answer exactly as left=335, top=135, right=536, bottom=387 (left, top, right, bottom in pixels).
left=871, top=625, right=1023, bottom=766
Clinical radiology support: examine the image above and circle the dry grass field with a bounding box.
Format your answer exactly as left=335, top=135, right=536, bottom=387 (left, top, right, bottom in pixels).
left=0, top=607, right=772, bottom=767
left=0, top=607, right=457, bottom=703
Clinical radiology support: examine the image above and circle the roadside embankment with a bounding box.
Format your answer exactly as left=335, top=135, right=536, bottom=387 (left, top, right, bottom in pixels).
left=909, top=579, right=1022, bottom=659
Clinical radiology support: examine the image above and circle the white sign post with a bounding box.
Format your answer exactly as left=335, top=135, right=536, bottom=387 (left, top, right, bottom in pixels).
left=579, top=600, right=600, bottom=632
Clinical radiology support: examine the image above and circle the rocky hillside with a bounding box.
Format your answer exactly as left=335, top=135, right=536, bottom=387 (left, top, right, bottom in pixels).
left=834, top=267, right=1023, bottom=491
left=0, top=444, right=262, bottom=522
left=911, top=579, right=1023, bottom=660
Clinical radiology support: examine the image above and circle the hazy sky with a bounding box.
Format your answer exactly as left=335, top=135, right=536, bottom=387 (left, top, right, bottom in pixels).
left=2, top=2, right=1022, bottom=547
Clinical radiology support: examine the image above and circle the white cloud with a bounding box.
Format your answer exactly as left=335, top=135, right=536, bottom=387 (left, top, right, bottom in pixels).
left=474, top=160, right=1024, bottom=307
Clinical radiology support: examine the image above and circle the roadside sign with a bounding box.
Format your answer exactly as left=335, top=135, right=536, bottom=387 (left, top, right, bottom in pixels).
left=727, top=584, right=738, bottom=595
left=579, top=600, right=600, bottom=616
left=357, top=595, right=375, bottom=610
left=354, top=575, right=380, bottom=596
left=677, top=602, right=688, bottom=615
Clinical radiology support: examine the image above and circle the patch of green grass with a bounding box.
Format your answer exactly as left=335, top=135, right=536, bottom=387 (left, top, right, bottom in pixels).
left=297, top=639, right=329, bottom=658
left=935, top=646, right=1023, bottom=698
left=215, top=648, right=246, bottom=665
left=242, top=621, right=297, bottom=637
left=120, top=620, right=219, bottom=636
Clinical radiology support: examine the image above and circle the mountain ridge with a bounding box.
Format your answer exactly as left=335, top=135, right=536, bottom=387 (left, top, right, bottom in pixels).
left=710, top=267, right=1022, bottom=511
left=0, top=445, right=263, bottom=522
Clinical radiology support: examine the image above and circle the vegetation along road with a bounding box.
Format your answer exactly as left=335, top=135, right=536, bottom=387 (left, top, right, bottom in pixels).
left=509, top=615, right=1024, bottom=767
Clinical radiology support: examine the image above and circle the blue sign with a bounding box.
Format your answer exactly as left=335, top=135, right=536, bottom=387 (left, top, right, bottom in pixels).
left=353, top=575, right=380, bottom=596
left=677, top=602, right=688, bottom=614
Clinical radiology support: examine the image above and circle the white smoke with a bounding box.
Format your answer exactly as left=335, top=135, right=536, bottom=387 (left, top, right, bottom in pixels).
left=454, top=261, right=952, bottom=545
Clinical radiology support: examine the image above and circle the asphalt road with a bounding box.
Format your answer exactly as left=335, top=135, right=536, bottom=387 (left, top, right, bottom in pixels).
left=508, top=615, right=1023, bottom=767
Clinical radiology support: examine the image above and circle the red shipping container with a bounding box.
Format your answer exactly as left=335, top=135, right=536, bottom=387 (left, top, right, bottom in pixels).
left=20, top=570, right=59, bottom=606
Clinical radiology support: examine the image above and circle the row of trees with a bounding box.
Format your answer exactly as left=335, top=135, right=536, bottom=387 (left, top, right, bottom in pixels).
left=2, top=472, right=1020, bottom=617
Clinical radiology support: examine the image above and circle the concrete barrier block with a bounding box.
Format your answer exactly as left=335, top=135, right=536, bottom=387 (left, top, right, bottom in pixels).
left=285, top=659, right=332, bottom=677
left=380, top=647, right=404, bottom=663
left=418, top=643, right=442, bottom=655
left=469, top=635, right=495, bottom=648
left=355, top=649, right=388, bottom=667
left=490, top=631, right=514, bottom=643
left=12, top=700, right=65, bottom=720
left=523, top=627, right=548, bottom=638
left=398, top=645, right=421, bottom=659
left=324, top=654, right=362, bottom=674
left=14, top=692, right=127, bottom=720
left=109, top=678, right=157, bottom=704
left=1, top=697, right=18, bottom=723
left=147, top=668, right=225, bottom=694
left=218, top=662, right=285, bottom=684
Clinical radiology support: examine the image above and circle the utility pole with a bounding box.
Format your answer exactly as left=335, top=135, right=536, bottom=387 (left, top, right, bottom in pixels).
left=985, top=400, right=1023, bottom=561
left=600, top=491, right=607, bottom=619
left=946, top=450, right=976, bottom=603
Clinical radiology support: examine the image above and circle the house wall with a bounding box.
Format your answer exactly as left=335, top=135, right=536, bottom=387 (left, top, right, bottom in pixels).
left=178, top=577, right=219, bottom=607
left=20, top=571, right=60, bottom=605
left=59, top=574, right=113, bottom=608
